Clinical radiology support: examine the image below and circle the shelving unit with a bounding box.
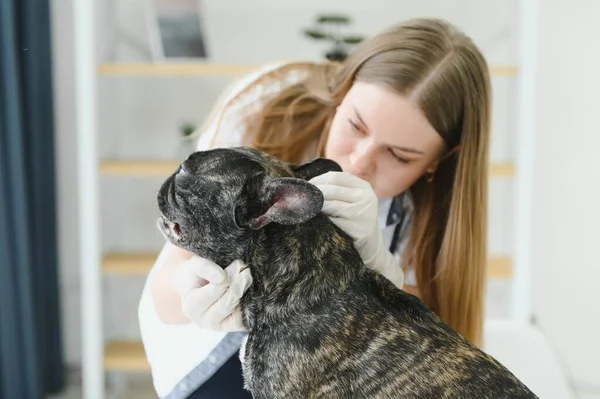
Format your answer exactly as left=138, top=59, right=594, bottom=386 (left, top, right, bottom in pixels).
left=74, top=3, right=535, bottom=398
left=92, top=63, right=522, bottom=381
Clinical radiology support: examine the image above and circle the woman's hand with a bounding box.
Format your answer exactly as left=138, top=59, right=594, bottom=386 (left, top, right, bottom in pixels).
left=173, top=256, right=253, bottom=332
left=309, top=171, right=405, bottom=289
left=309, top=171, right=379, bottom=247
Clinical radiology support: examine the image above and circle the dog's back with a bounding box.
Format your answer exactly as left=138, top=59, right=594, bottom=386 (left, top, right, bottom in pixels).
left=240, top=212, right=538, bottom=399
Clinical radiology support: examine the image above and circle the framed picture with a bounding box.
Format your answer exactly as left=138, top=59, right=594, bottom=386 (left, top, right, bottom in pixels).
left=145, top=0, right=209, bottom=61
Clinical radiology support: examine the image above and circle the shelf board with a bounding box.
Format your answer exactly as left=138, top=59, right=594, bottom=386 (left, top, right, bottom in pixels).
left=487, top=256, right=513, bottom=278
left=489, top=65, right=519, bottom=77
left=104, top=340, right=149, bottom=371
left=102, top=252, right=158, bottom=275
left=99, top=160, right=179, bottom=176
left=97, top=62, right=263, bottom=76
left=102, top=251, right=513, bottom=278
left=99, top=160, right=516, bottom=178
left=489, top=162, right=515, bottom=177
left=97, top=62, right=518, bottom=77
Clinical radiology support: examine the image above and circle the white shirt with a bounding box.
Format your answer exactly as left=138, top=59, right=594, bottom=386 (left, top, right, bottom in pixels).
left=138, top=61, right=413, bottom=398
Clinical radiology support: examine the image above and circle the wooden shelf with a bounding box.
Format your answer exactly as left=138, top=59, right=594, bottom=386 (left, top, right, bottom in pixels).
left=102, top=252, right=158, bottom=275
left=97, top=62, right=264, bottom=76
left=99, top=160, right=179, bottom=176
left=97, top=62, right=518, bottom=77
left=99, top=160, right=516, bottom=178
left=489, top=162, right=515, bottom=177
left=487, top=256, right=513, bottom=278
left=489, top=65, right=519, bottom=77
left=104, top=340, right=149, bottom=371
left=102, top=251, right=513, bottom=278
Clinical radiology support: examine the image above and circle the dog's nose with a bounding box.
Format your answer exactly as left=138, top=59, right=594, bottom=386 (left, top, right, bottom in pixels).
left=175, top=164, right=188, bottom=176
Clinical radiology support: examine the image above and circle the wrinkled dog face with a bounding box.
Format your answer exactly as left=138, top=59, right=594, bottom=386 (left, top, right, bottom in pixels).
left=157, top=147, right=341, bottom=267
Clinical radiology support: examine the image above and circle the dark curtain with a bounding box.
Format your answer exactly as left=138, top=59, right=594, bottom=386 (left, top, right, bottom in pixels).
left=0, top=0, right=64, bottom=397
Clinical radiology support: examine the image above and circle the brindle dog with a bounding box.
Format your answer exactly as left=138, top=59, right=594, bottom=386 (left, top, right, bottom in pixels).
left=156, top=147, right=538, bottom=399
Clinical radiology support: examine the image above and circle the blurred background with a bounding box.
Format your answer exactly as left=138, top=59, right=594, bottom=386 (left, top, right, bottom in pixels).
left=1, top=0, right=599, bottom=398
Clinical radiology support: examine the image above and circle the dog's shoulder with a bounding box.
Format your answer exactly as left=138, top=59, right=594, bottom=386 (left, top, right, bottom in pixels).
left=352, top=269, right=460, bottom=336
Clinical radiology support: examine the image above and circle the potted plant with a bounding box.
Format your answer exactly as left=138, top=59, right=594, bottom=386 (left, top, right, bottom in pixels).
left=303, top=14, right=365, bottom=62
left=178, top=121, right=197, bottom=159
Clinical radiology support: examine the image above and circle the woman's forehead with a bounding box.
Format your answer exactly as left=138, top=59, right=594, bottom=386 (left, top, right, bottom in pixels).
left=345, top=82, right=444, bottom=152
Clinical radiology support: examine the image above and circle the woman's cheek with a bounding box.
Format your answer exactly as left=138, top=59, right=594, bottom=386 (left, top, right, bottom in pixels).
left=335, top=126, right=356, bottom=153
left=325, top=124, right=349, bottom=158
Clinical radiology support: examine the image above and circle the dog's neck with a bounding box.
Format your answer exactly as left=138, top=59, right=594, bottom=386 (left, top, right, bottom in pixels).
left=241, top=213, right=364, bottom=327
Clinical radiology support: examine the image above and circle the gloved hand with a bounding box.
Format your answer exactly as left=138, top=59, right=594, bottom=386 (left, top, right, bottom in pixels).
left=173, top=256, right=252, bottom=332
left=309, top=171, right=405, bottom=289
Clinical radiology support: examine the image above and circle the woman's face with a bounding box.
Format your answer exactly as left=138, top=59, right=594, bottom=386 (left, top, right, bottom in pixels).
left=325, top=81, right=446, bottom=199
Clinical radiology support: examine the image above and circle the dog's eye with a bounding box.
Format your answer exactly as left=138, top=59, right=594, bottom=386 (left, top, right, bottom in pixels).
left=177, top=165, right=187, bottom=175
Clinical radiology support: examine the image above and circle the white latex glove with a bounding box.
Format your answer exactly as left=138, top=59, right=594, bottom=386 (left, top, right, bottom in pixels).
left=173, top=256, right=253, bottom=332
left=309, top=171, right=405, bottom=289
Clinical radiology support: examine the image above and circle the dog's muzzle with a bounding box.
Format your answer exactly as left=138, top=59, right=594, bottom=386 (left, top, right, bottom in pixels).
left=157, top=216, right=182, bottom=241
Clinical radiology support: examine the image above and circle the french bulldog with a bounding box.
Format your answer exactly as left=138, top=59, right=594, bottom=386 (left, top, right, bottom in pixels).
left=156, top=146, right=538, bottom=399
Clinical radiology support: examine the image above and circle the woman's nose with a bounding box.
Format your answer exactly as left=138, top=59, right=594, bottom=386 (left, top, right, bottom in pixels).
left=349, top=141, right=376, bottom=177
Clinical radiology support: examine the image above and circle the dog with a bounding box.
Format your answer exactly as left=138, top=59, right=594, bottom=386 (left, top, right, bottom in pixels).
left=156, top=146, right=538, bottom=399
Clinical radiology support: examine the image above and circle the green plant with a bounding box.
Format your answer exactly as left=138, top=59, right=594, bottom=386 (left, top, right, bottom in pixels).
left=303, top=14, right=365, bottom=62
left=179, top=122, right=196, bottom=141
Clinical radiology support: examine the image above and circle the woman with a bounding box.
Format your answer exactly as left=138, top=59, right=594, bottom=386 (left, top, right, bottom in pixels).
left=138, top=17, right=491, bottom=399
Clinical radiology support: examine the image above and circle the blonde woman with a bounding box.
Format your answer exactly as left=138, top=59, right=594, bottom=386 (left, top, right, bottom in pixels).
left=139, top=17, right=491, bottom=399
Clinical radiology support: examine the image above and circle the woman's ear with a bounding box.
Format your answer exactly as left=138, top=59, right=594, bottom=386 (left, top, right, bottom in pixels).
left=425, top=163, right=439, bottom=175
left=424, top=161, right=439, bottom=183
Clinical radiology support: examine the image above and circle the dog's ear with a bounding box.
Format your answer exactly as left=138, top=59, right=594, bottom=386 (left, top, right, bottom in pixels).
left=235, top=173, right=324, bottom=230
left=289, top=158, right=342, bottom=181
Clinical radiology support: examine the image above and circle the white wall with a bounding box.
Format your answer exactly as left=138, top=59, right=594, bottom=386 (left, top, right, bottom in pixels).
left=532, top=0, right=600, bottom=391
left=51, top=0, right=521, bottom=367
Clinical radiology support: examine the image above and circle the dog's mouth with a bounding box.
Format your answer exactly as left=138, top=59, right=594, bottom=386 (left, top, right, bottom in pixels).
left=157, top=215, right=182, bottom=242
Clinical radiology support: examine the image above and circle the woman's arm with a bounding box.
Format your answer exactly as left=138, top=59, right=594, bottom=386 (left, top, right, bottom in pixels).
left=150, top=242, right=195, bottom=324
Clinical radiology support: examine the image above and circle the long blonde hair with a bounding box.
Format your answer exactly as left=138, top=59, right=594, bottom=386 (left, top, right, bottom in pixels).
left=223, top=18, right=491, bottom=345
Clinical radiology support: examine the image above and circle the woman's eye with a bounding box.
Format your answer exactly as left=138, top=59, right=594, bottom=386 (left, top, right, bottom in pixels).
left=348, top=119, right=364, bottom=134
left=389, top=150, right=409, bottom=164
